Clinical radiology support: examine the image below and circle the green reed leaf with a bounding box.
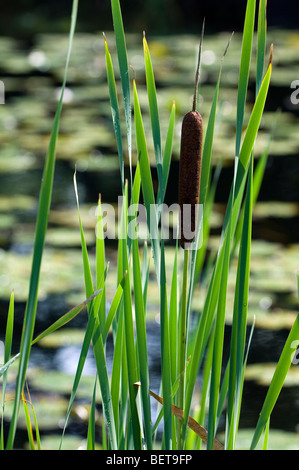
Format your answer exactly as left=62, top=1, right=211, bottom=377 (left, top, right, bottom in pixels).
left=236, top=0, right=256, bottom=157
left=111, top=0, right=132, bottom=178
left=104, top=35, right=124, bottom=190
left=250, top=313, right=299, bottom=449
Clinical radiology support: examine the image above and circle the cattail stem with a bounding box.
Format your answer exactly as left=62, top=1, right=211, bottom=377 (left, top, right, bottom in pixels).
left=192, top=18, right=205, bottom=112
left=178, top=248, right=189, bottom=449
left=177, top=19, right=205, bottom=449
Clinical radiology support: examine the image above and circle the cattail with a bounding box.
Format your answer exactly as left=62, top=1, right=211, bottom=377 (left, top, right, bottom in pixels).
left=178, top=111, right=203, bottom=249
left=179, top=21, right=204, bottom=249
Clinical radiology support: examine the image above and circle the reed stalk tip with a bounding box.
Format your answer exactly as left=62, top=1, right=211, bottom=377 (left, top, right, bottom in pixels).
left=268, top=43, right=274, bottom=67
left=130, top=65, right=136, bottom=80
left=222, top=31, right=234, bottom=59
left=192, top=18, right=205, bottom=112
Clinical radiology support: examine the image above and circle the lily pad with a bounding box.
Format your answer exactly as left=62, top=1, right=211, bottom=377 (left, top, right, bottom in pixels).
left=245, top=363, right=299, bottom=387
left=217, top=428, right=299, bottom=450
left=28, top=368, right=100, bottom=400
left=39, top=434, right=91, bottom=451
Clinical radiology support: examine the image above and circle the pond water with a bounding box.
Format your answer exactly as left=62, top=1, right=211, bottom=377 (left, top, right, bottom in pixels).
left=0, top=28, right=299, bottom=449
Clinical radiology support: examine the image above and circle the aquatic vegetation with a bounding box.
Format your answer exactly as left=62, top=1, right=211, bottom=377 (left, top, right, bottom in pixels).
left=1, top=0, right=299, bottom=451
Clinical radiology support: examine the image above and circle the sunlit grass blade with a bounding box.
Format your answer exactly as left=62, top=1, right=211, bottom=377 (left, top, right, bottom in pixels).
left=102, top=272, right=126, bottom=342
left=96, top=194, right=107, bottom=328
left=207, top=210, right=232, bottom=450
left=0, top=291, right=100, bottom=386
left=130, top=183, right=152, bottom=449
left=87, top=377, right=97, bottom=450
left=262, top=418, right=270, bottom=450
left=238, top=60, right=272, bottom=172
left=178, top=249, right=189, bottom=449
left=73, top=172, right=117, bottom=450
left=31, top=291, right=101, bottom=346
left=59, top=286, right=106, bottom=448
left=159, top=101, right=176, bottom=207
left=250, top=312, right=299, bottom=449
left=226, top=155, right=253, bottom=449
left=143, top=34, right=163, bottom=195
left=5, top=0, right=78, bottom=450
left=22, top=390, right=36, bottom=450
left=104, top=36, right=124, bottom=191
left=133, top=79, right=160, bottom=279
left=233, top=111, right=279, bottom=256
left=1, top=290, right=14, bottom=449
left=23, top=384, right=41, bottom=450
left=131, top=226, right=152, bottom=449
left=160, top=239, right=172, bottom=449
left=235, top=0, right=256, bottom=157
left=169, top=244, right=178, bottom=386
left=199, top=47, right=226, bottom=207
left=121, top=181, right=142, bottom=449
left=111, top=0, right=132, bottom=179
left=256, top=0, right=267, bottom=95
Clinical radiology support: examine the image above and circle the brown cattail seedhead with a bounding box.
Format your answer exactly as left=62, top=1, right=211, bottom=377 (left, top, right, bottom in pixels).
left=178, top=110, right=203, bottom=249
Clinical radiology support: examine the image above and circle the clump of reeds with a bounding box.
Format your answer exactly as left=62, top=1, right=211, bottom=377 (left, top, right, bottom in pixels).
left=1, top=0, right=299, bottom=453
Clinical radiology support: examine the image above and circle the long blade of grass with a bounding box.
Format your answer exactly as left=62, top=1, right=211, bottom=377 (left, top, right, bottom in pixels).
left=59, top=285, right=106, bottom=448
left=226, top=154, right=254, bottom=449
left=250, top=312, right=299, bottom=449
left=235, top=0, right=256, bottom=157
left=160, top=239, right=172, bottom=449
left=104, top=36, right=124, bottom=191
left=102, top=272, right=126, bottom=342
left=1, top=290, right=14, bottom=449
left=73, top=172, right=118, bottom=450
left=121, top=181, right=142, bottom=449
left=25, top=384, right=41, bottom=451
left=159, top=101, right=176, bottom=207
left=133, top=79, right=160, bottom=279
left=143, top=34, right=163, bottom=196
left=129, top=182, right=153, bottom=449
left=238, top=60, right=272, bottom=171
left=131, top=223, right=152, bottom=449
left=5, top=1, right=78, bottom=449
left=87, top=377, right=97, bottom=450
left=0, top=291, right=100, bottom=384
left=169, top=244, right=178, bottom=386
left=21, top=391, right=36, bottom=450
left=256, top=0, right=267, bottom=96
left=31, top=291, right=101, bottom=346
left=110, top=0, right=132, bottom=180
left=96, top=195, right=107, bottom=330
left=207, top=207, right=232, bottom=450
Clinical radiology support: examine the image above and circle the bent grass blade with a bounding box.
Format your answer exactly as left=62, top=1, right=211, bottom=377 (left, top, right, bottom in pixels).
left=134, top=384, right=224, bottom=450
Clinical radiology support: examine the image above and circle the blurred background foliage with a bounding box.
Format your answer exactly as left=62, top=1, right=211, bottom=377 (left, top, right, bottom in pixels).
left=1, top=0, right=299, bottom=38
